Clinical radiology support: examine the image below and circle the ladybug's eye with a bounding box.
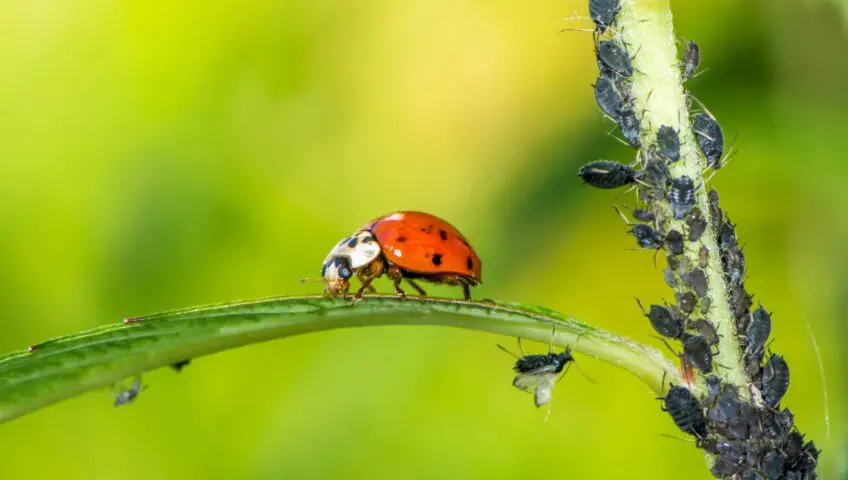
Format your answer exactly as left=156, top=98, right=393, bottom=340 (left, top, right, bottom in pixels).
left=339, top=266, right=352, bottom=280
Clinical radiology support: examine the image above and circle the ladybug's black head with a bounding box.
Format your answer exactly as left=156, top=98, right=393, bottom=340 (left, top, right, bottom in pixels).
left=322, top=256, right=353, bottom=294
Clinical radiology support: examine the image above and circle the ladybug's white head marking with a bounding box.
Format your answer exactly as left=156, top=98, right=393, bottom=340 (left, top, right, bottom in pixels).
left=321, top=230, right=381, bottom=292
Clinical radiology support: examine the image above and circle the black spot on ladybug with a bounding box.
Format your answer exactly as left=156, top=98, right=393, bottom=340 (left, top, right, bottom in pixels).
left=420, top=225, right=433, bottom=233
left=396, top=236, right=407, bottom=242
left=439, top=229, right=448, bottom=240
left=346, top=237, right=359, bottom=248
left=432, top=253, right=443, bottom=266
left=466, top=257, right=473, bottom=270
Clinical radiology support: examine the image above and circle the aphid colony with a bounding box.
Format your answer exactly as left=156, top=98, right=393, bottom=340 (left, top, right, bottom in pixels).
left=573, top=1, right=816, bottom=477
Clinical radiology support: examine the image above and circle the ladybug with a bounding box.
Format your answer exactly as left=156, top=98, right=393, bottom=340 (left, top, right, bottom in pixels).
left=321, top=211, right=482, bottom=304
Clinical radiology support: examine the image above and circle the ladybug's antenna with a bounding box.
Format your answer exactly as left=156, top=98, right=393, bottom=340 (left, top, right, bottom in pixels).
left=299, top=278, right=323, bottom=284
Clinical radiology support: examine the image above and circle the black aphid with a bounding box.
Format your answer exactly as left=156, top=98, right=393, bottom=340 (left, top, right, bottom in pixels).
left=589, top=0, right=620, bottom=34
left=676, top=290, right=698, bottom=315
left=593, top=75, right=625, bottom=118
left=762, top=450, right=788, bottom=479
left=666, top=229, right=684, bottom=255
left=687, top=209, right=708, bottom=242
left=719, top=220, right=738, bottom=251
left=682, top=41, right=700, bottom=80
left=775, top=408, right=794, bottom=435
left=727, top=416, right=748, bottom=440
left=681, top=333, right=713, bottom=374
left=596, top=40, right=634, bottom=77
left=704, top=375, right=722, bottom=406
left=112, top=375, right=146, bottom=407
left=669, top=176, right=696, bottom=220
left=663, top=268, right=678, bottom=288
left=656, top=125, right=681, bottom=162
left=708, top=188, right=722, bottom=232
left=690, top=318, right=718, bottom=345
left=730, top=285, right=753, bottom=319
left=617, top=109, right=641, bottom=147
left=630, top=224, right=663, bottom=249
left=578, top=160, right=635, bottom=189
left=714, top=384, right=741, bottom=423
left=723, top=246, right=746, bottom=287
left=762, top=354, right=790, bottom=408
left=632, top=208, right=655, bottom=222
left=639, top=146, right=670, bottom=187
left=699, top=245, right=709, bottom=268
left=693, top=112, right=725, bottom=169
left=636, top=298, right=683, bottom=338
left=746, top=306, right=772, bottom=356
left=171, top=359, right=191, bottom=372
left=699, top=296, right=712, bottom=315
left=663, top=385, right=707, bottom=437
left=686, top=268, right=708, bottom=297
left=498, top=333, right=576, bottom=408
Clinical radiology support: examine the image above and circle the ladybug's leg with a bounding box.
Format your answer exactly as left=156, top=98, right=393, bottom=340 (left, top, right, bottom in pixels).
left=405, top=279, right=427, bottom=297
left=386, top=265, right=407, bottom=298
left=356, top=271, right=378, bottom=294
left=462, top=283, right=472, bottom=302
left=352, top=262, right=384, bottom=306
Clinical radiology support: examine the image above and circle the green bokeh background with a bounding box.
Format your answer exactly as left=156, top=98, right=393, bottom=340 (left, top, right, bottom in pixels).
left=0, top=1, right=845, bottom=478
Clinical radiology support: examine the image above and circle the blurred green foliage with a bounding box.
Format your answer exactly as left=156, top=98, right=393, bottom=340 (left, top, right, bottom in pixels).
left=0, top=0, right=845, bottom=478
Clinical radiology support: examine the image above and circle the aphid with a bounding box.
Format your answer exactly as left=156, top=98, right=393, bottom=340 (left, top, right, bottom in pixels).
left=596, top=40, right=634, bottom=78
left=723, top=246, right=746, bottom=287
left=656, top=125, right=681, bottom=162
left=639, top=145, right=670, bottom=187
left=632, top=208, right=655, bottom=222
left=704, top=375, right=722, bottom=406
left=636, top=298, right=683, bottom=338
left=690, top=318, right=718, bottom=345
left=676, top=291, right=698, bottom=315
left=762, top=354, right=790, bottom=408
left=589, top=0, right=621, bottom=34
left=746, top=306, right=772, bottom=356
left=727, top=416, right=748, bottom=440
left=693, top=112, right=725, bottom=169
left=730, top=285, right=753, bottom=319
left=715, top=384, right=741, bottom=422
left=577, top=160, right=635, bottom=189
left=669, top=176, right=696, bottom=220
left=321, top=211, right=482, bottom=304
left=686, top=268, right=708, bottom=298
left=687, top=210, right=708, bottom=242
left=681, top=333, right=713, bottom=374
left=699, top=296, right=712, bottom=315
left=665, top=229, right=684, bottom=255
left=711, top=447, right=745, bottom=478
left=708, top=188, right=722, bottom=233
left=719, top=220, right=738, bottom=252
left=667, top=253, right=680, bottom=271
left=498, top=329, right=575, bottom=409
left=617, top=109, right=641, bottom=147
left=663, top=385, right=708, bottom=437
left=593, top=75, right=625, bottom=118
left=614, top=206, right=663, bottom=253
left=698, top=246, right=709, bottom=269
left=682, top=41, right=701, bottom=80
left=775, top=408, right=794, bottom=435
left=171, top=359, right=191, bottom=372
left=762, top=450, right=787, bottom=479
left=741, top=471, right=765, bottom=480
left=112, top=376, right=145, bottom=407
left=663, top=268, right=678, bottom=288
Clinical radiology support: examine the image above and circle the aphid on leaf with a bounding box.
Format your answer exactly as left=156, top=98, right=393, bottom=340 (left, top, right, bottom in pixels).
left=632, top=208, right=655, bottom=222
left=665, top=229, right=684, bottom=255
left=321, top=211, right=482, bottom=304
left=698, top=246, right=710, bottom=269
left=171, top=359, right=191, bottom=373
left=719, top=220, right=738, bottom=252
left=614, top=206, right=663, bottom=251
left=708, top=188, right=722, bottom=233
left=681, top=333, right=714, bottom=374
left=762, top=354, right=790, bottom=408
left=596, top=40, right=634, bottom=78
left=693, top=112, right=725, bottom=169
left=761, top=450, right=787, bottom=479
left=662, top=384, right=707, bottom=437
left=723, top=245, right=746, bottom=288
left=682, top=41, right=701, bottom=80
left=686, top=268, right=708, bottom=297
left=617, top=109, right=641, bottom=147
left=730, top=285, right=753, bottom=319
left=636, top=298, right=683, bottom=338
left=593, top=75, right=625, bottom=118
left=746, top=306, right=772, bottom=357
left=577, top=160, right=635, bottom=189
left=112, top=375, right=146, bottom=408
left=589, top=0, right=620, bottom=34
left=686, top=209, right=708, bottom=242
left=656, top=125, right=681, bottom=162
left=704, top=375, right=722, bottom=406
left=676, top=290, right=698, bottom=315
left=663, top=267, right=678, bottom=288
left=669, top=176, right=696, bottom=220
left=690, top=318, right=718, bottom=345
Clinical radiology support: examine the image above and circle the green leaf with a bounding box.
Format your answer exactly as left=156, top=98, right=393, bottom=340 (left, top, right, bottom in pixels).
left=0, top=295, right=679, bottom=424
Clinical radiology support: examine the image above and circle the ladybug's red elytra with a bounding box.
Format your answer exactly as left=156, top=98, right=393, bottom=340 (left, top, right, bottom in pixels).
left=321, top=211, right=482, bottom=304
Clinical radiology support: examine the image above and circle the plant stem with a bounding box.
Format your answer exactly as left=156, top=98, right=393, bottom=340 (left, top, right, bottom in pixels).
left=617, top=0, right=747, bottom=389
left=0, top=295, right=679, bottom=424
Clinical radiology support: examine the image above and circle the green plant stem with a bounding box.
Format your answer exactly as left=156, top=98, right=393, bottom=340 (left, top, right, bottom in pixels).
left=617, top=0, right=746, bottom=389
left=0, top=295, right=680, bottom=424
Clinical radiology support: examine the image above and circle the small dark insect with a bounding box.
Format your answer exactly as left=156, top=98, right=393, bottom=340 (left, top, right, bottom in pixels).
left=589, top=0, right=621, bottom=34
left=631, top=224, right=663, bottom=250
left=711, top=451, right=745, bottom=478
left=656, top=125, right=681, bottom=162
left=693, top=112, right=725, bottom=169
left=741, top=470, right=766, bottom=480
left=636, top=298, right=683, bottom=338
left=719, top=220, right=738, bottom=251
left=682, top=41, right=701, bottom=80
left=498, top=329, right=576, bottom=409
left=593, top=74, right=625, bottom=118
left=699, top=296, right=712, bottom=315
left=730, top=285, right=753, bottom=319
left=762, top=450, right=787, bottom=479
left=708, top=188, right=722, bottom=232
left=171, top=359, right=191, bottom=372
left=690, top=318, right=718, bottom=345
left=727, top=416, right=748, bottom=440
left=639, top=145, right=671, bottom=187
left=715, top=384, right=741, bottom=423
left=596, top=40, right=634, bottom=77
left=775, top=408, right=794, bottom=435
left=112, top=375, right=146, bottom=407
left=687, top=210, right=708, bottom=242
left=699, top=246, right=709, bottom=268
left=617, top=109, right=641, bottom=147
left=669, top=176, right=696, bottom=220
left=667, top=253, right=680, bottom=271
left=746, top=306, right=772, bottom=357
left=676, top=290, right=698, bottom=315
left=704, top=375, right=722, bottom=406
left=578, top=160, right=635, bottom=189
left=663, top=268, right=678, bottom=288
left=665, top=229, right=684, bottom=255
left=663, top=384, right=707, bottom=437
left=632, top=208, right=655, bottom=222
left=681, top=333, right=713, bottom=374
left=762, top=354, right=790, bottom=408
left=723, top=246, right=746, bottom=287
left=686, top=268, right=708, bottom=297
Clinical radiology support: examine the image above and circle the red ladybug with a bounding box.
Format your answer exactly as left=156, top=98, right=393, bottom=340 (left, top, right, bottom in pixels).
left=321, top=211, right=482, bottom=304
